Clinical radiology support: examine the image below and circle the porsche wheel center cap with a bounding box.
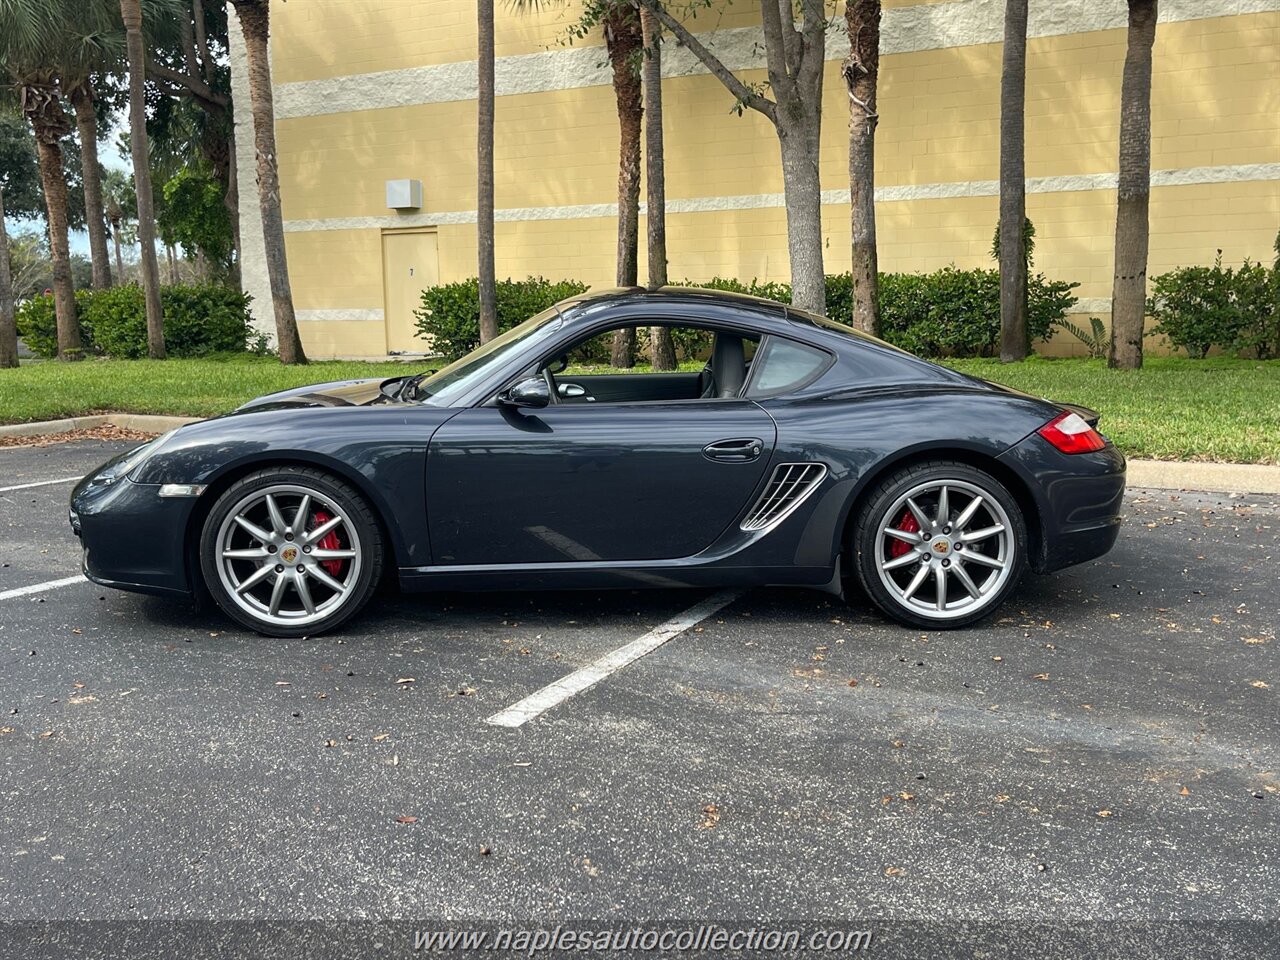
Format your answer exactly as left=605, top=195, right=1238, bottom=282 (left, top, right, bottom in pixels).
left=281, top=546, right=298, bottom=564
left=931, top=539, right=951, bottom=556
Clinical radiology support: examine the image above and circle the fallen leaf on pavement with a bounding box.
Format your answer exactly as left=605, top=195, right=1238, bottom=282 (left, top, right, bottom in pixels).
left=1032, top=673, right=1050, bottom=681
left=396, top=677, right=416, bottom=684
left=372, top=733, right=390, bottom=742
left=395, top=816, right=418, bottom=825
left=884, top=866, right=904, bottom=877
left=1096, top=809, right=1113, bottom=818
left=699, top=803, right=721, bottom=830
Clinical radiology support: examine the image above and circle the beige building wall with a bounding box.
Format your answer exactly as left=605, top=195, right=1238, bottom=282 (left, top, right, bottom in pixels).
left=234, top=0, right=1280, bottom=359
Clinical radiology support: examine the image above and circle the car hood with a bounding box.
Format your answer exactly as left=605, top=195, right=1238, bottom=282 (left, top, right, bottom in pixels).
left=234, top=377, right=398, bottom=413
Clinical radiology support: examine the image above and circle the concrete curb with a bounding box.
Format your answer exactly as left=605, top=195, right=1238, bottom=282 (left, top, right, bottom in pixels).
left=1127, top=460, right=1280, bottom=496
left=2, top=415, right=1278, bottom=494
left=0, top=414, right=201, bottom=440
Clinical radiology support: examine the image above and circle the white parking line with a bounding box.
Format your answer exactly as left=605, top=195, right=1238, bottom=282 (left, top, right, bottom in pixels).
left=0, top=575, right=88, bottom=601
left=485, top=589, right=742, bottom=728
left=0, top=477, right=81, bottom=493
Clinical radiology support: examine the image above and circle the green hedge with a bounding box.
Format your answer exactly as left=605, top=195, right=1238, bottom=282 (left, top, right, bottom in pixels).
left=414, top=277, right=590, bottom=361
left=686, top=270, right=1078, bottom=359
left=414, top=270, right=1081, bottom=363
left=1148, top=256, right=1278, bottom=359
left=16, top=284, right=253, bottom=359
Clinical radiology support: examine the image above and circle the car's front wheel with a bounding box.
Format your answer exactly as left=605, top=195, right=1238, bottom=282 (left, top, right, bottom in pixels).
left=199, top=467, right=384, bottom=637
left=852, top=461, right=1026, bottom=629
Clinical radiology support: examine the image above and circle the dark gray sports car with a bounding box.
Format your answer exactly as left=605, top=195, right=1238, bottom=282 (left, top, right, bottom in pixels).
left=70, top=288, right=1125, bottom=637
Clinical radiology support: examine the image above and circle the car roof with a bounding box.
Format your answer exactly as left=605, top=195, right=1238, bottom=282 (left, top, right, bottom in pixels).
left=562, top=285, right=791, bottom=318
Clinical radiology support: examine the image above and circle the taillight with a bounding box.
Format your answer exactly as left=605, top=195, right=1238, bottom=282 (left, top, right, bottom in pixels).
left=1038, top=411, right=1106, bottom=454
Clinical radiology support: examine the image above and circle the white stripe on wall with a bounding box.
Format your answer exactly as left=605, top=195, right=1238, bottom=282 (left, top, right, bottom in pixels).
left=283, top=162, right=1280, bottom=234
left=295, top=309, right=385, bottom=322
left=274, top=0, right=1280, bottom=120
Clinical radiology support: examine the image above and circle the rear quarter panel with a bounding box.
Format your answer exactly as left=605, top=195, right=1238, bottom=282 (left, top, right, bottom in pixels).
left=759, top=386, right=1063, bottom=567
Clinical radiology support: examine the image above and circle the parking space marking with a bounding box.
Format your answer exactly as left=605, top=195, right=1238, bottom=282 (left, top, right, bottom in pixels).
left=0, top=575, right=88, bottom=602
left=0, top=477, right=81, bottom=493
left=485, top=589, right=742, bottom=728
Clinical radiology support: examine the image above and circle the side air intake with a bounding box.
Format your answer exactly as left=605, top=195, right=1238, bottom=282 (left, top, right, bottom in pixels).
left=740, top=462, right=829, bottom=533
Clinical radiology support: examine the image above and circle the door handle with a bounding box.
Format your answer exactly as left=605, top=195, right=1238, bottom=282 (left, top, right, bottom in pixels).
left=703, top=438, right=764, bottom=462
left=558, top=383, right=587, bottom=398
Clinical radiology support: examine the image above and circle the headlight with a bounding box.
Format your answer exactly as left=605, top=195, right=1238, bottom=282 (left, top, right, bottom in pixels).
left=95, top=430, right=179, bottom=484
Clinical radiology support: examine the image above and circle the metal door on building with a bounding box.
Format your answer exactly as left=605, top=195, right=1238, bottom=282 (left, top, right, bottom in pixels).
left=382, top=229, right=439, bottom=355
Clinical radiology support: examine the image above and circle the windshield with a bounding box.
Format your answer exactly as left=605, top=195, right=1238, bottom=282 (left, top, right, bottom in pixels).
left=413, top=305, right=565, bottom=406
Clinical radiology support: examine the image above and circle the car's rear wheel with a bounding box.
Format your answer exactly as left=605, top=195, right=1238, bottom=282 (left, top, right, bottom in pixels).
left=852, top=461, right=1026, bottom=629
left=199, top=467, right=383, bottom=637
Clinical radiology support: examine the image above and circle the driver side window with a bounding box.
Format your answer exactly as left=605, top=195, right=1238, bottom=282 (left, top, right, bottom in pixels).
left=542, top=324, right=759, bottom=405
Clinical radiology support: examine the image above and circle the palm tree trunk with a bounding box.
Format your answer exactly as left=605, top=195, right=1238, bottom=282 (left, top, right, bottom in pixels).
left=68, top=81, right=113, bottom=290
left=1109, top=0, right=1157, bottom=371
left=845, top=0, right=881, bottom=336
left=606, top=8, right=642, bottom=368
left=109, top=213, right=125, bottom=280
left=0, top=185, right=18, bottom=368
left=232, top=0, right=307, bottom=364
left=642, top=6, right=676, bottom=370
left=121, top=0, right=166, bottom=358
left=477, top=0, right=498, bottom=345
left=30, top=120, right=82, bottom=360
left=998, top=0, right=1029, bottom=362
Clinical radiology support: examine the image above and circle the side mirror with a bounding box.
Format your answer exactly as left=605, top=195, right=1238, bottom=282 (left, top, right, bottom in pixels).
left=500, top=376, right=550, bottom=409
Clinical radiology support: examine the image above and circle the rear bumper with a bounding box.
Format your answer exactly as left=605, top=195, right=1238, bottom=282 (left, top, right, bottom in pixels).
left=998, top=435, right=1127, bottom=574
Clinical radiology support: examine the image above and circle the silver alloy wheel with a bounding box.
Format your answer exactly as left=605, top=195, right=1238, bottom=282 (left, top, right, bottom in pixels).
left=874, top=478, right=1015, bottom=622
left=214, top=483, right=363, bottom=629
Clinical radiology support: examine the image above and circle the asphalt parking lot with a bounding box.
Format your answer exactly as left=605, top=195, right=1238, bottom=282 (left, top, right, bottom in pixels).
left=1, top=439, right=1277, bottom=957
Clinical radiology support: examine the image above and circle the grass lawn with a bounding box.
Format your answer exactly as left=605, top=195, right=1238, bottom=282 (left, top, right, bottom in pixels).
left=1, top=354, right=1277, bottom=464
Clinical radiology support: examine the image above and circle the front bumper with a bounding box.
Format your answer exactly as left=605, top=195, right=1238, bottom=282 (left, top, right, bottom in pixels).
left=70, top=473, right=196, bottom=598
left=998, top=435, right=1127, bottom=574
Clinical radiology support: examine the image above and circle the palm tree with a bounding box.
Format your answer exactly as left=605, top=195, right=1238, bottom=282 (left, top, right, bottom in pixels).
left=477, top=0, right=497, bottom=344
left=120, top=0, right=165, bottom=357
left=0, top=182, right=17, bottom=367
left=605, top=5, right=642, bottom=368
left=103, top=166, right=131, bottom=281
left=1, top=106, right=40, bottom=368
left=514, top=0, right=645, bottom=367
left=998, top=0, right=1028, bottom=362
left=1, top=0, right=85, bottom=359
left=229, top=0, right=306, bottom=364
left=641, top=4, right=675, bottom=370
left=1109, top=0, right=1157, bottom=370
left=844, top=0, right=881, bottom=336
left=643, top=0, right=829, bottom=314
left=67, top=80, right=113, bottom=289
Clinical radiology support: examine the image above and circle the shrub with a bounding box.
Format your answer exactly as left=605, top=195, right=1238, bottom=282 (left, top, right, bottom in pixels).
left=15, top=284, right=252, bottom=359
left=15, top=290, right=95, bottom=358
left=159, top=284, right=255, bottom=357
left=1148, top=253, right=1278, bottom=359
left=1231, top=261, right=1279, bottom=360
left=415, top=276, right=590, bottom=361
left=689, top=270, right=1076, bottom=359
left=874, top=268, right=1077, bottom=358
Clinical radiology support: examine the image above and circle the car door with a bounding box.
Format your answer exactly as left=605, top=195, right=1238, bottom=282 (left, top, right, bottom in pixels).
left=425, top=400, right=777, bottom=565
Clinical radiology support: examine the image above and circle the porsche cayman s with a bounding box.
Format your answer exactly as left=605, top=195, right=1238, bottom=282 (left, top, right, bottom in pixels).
left=70, top=288, right=1125, bottom=637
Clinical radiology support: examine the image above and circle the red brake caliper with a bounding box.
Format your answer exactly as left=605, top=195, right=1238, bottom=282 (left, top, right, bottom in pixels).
left=890, top=509, right=919, bottom=558
left=310, top=510, right=344, bottom=577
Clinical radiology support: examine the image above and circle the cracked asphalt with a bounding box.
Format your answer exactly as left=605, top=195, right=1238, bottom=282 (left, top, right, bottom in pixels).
left=0, top=439, right=1276, bottom=958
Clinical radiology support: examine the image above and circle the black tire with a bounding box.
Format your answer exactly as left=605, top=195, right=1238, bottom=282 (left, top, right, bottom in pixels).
left=199, top=466, right=384, bottom=637
left=851, top=460, right=1027, bottom=629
